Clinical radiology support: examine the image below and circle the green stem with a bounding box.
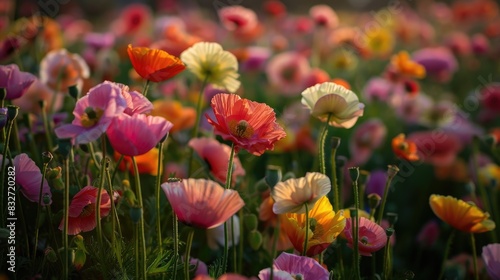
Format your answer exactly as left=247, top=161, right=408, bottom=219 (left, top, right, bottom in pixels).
left=11, top=118, right=21, bottom=152
left=353, top=173, right=361, bottom=279
left=470, top=233, right=479, bottom=280
left=188, top=78, right=208, bottom=175
left=132, top=156, right=147, bottom=279
left=438, top=230, right=455, bottom=280
left=172, top=214, right=179, bottom=280
left=383, top=233, right=392, bottom=280
left=40, top=101, right=54, bottom=152
left=135, top=224, right=139, bottom=280
left=62, top=158, right=70, bottom=280
left=95, top=139, right=107, bottom=255
left=105, top=162, right=123, bottom=270
left=17, top=194, right=30, bottom=259
left=156, top=141, right=165, bottom=253
left=111, top=154, right=124, bottom=184
left=232, top=216, right=237, bottom=272
left=33, top=160, right=50, bottom=262
left=302, top=203, right=309, bottom=256
left=331, top=146, right=339, bottom=211
left=142, top=80, right=151, bottom=97
left=184, top=228, right=195, bottom=280
left=222, top=143, right=236, bottom=273
left=318, top=114, right=332, bottom=175
left=377, top=175, right=394, bottom=224
left=270, top=216, right=280, bottom=280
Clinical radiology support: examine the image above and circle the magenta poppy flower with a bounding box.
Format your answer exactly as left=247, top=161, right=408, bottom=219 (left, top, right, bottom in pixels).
left=482, top=243, right=500, bottom=279
left=240, top=47, right=271, bottom=72
left=266, top=52, right=311, bottom=96
left=59, top=186, right=111, bottom=235
left=309, top=4, right=338, bottom=28
left=218, top=5, right=258, bottom=32
left=349, top=119, right=387, bottom=166
left=481, top=83, right=500, bottom=112
left=103, top=81, right=153, bottom=115
left=188, top=137, right=245, bottom=184
left=161, top=179, right=244, bottom=229
left=106, top=114, right=173, bottom=156
left=0, top=64, right=37, bottom=100
left=412, top=47, right=458, bottom=83
left=55, top=82, right=127, bottom=145
left=343, top=217, right=386, bottom=256
left=258, top=252, right=329, bottom=280
left=0, top=153, right=52, bottom=205
left=408, top=131, right=463, bottom=166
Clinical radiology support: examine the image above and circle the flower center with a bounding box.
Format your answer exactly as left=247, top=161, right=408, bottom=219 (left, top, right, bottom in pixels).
left=80, top=204, right=95, bottom=217
left=398, top=142, right=409, bottom=152
left=360, top=235, right=369, bottom=245
left=293, top=274, right=304, bottom=280
left=229, top=119, right=254, bottom=139
left=81, top=107, right=104, bottom=128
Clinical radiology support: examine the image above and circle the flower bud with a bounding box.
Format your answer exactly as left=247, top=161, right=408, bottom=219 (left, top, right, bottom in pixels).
left=358, top=170, right=370, bottom=185
left=42, top=152, right=53, bottom=164
left=73, top=249, right=86, bottom=271
left=46, top=166, right=62, bottom=180
left=265, top=165, right=282, bottom=188
left=43, top=193, right=51, bottom=205
left=129, top=206, right=142, bottom=224
left=6, top=105, right=19, bottom=121
left=386, top=212, right=398, bottom=227
left=349, top=167, right=360, bottom=182
left=387, top=165, right=400, bottom=180
left=72, top=235, right=86, bottom=252
left=282, top=171, right=296, bottom=181
left=68, top=84, right=79, bottom=100
left=122, top=179, right=131, bottom=189
left=243, top=214, right=258, bottom=231
left=367, top=193, right=381, bottom=210
left=123, top=189, right=137, bottom=207
left=45, top=247, right=58, bottom=263
left=256, top=178, right=268, bottom=192
left=247, top=230, right=263, bottom=250
left=331, top=137, right=341, bottom=149
left=385, top=228, right=395, bottom=237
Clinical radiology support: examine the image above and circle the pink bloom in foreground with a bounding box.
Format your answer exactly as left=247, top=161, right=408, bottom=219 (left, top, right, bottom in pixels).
left=206, top=93, right=286, bottom=156
left=107, top=114, right=173, bottom=156
left=218, top=5, right=258, bottom=32
left=188, top=137, right=245, bottom=184
left=266, top=52, right=311, bottom=96
left=105, top=81, right=153, bottom=115
left=0, top=64, right=37, bottom=100
left=59, top=186, right=111, bottom=235
left=259, top=252, right=329, bottom=280
left=343, top=217, right=386, bottom=256
left=55, top=82, right=127, bottom=145
left=482, top=243, right=500, bottom=280
left=161, top=179, right=244, bottom=229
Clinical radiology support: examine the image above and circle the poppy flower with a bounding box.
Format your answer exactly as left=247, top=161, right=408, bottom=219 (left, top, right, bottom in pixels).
left=11, top=79, right=62, bottom=115
left=151, top=100, right=196, bottom=133
left=417, top=220, right=440, bottom=247
left=391, top=133, right=419, bottom=161
left=102, top=81, right=153, bottom=115
left=389, top=51, right=426, bottom=79
left=429, top=194, right=496, bottom=233
left=363, top=77, right=393, bottom=102
left=55, top=82, right=127, bottom=145
left=127, top=44, right=185, bottom=83
left=364, top=27, right=394, bottom=57
left=180, top=42, right=240, bottom=93
left=408, top=131, right=462, bottom=166
left=0, top=64, right=37, bottom=100
left=112, top=3, right=152, bottom=36
left=309, top=5, right=338, bottom=28
left=482, top=243, right=500, bottom=279
left=114, top=148, right=161, bottom=176
left=412, top=47, right=458, bottom=83
left=266, top=52, right=311, bottom=96
left=282, top=196, right=345, bottom=256
left=258, top=252, right=329, bottom=280
left=301, top=82, right=365, bottom=128
left=188, top=137, right=245, bottom=184
left=272, top=172, right=331, bottom=214
left=349, top=119, right=387, bottom=166
left=343, top=217, right=386, bottom=256
left=59, top=186, right=111, bottom=235
left=106, top=113, right=173, bottom=156
left=206, top=93, right=286, bottom=156
left=161, top=178, right=244, bottom=229
left=263, top=1, right=287, bottom=18
left=218, top=5, right=258, bottom=32
left=39, top=49, right=90, bottom=92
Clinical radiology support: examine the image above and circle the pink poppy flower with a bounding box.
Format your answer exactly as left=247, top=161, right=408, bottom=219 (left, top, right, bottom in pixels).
left=349, top=119, right=387, bottom=166
left=0, top=64, right=37, bottom=100
left=417, top=220, right=440, bottom=247
left=266, top=52, right=311, bottom=96
left=482, top=243, right=500, bottom=279
left=343, top=217, right=386, bottom=256
left=59, top=186, right=111, bottom=235
left=408, top=131, right=463, bottom=166
left=107, top=114, right=173, bottom=156
left=481, top=83, right=500, bottom=112
left=471, top=33, right=490, bottom=55
left=84, top=32, right=115, bottom=50
left=55, top=82, right=127, bottom=145
left=0, top=154, right=52, bottom=205
left=190, top=257, right=208, bottom=277
left=206, top=93, right=286, bottom=156
left=412, top=47, right=458, bottom=83
left=309, top=4, right=338, bottom=29
left=363, top=77, right=393, bottom=103
left=218, top=5, right=258, bottom=32
left=39, top=49, right=90, bottom=92
left=112, top=4, right=152, bottom=36
left=444, top=31, right=471, bottom=56
left=302, top=68, right=330, bottom=89
left=161, top=179, right=244, bottom=229
left=240, top=47, right=271, bottom=72
left=103, top=81, right=153, bottom=115
left=259, top=252, right=329, bottom=280
left=188, top=137, right=245, bottom=184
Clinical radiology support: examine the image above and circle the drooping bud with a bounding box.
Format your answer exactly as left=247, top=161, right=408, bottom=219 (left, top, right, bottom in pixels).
left=247, top=230, right=263, bottom=250
left=243, top=214, right=258, bottom=231
left=367, top=193, right=382, bottom=210
left=331, top=137, right=341, bottom=149
left=265, top=165, right=282, bottom=188
left=42, top=151, right=53, bottom=165
left=349, top=167, right=360, bottom=182
left=73, top=249, right=86, bottom=271
left=68, top=84, right=79, bottom=100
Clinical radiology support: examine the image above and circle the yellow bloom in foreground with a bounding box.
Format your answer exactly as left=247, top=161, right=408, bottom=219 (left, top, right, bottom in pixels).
left=429, top=195, right=495, bottom=233
left=282, top=196, right=345, bottom=256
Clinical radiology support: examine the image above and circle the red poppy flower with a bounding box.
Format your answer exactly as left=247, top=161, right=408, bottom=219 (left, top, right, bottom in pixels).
left=127, top=44, right=185, bottom=83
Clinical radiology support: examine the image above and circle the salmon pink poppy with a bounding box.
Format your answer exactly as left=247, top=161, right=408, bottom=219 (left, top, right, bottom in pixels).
left=106, top=114, right=173, bottom=156
left=55, top=82, right=127, bottom=145
left=343, top=217, right=386, bottom=256
left=0, top=64, right=37, bottom=100
left=127, top=44, right=185, bottom=83
left=161, top=178, right=244, bottom=229
left=39, top=48, right=90, bottom=92
left=206, top=93, right=286, bottom=156
left=266, top=52, right=311, bottom=96
left=59, top=186, right=111, bottom=235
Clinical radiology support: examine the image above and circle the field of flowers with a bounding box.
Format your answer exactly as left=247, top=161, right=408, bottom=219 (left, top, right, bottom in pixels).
left=1, top=0, right=500, bottom=279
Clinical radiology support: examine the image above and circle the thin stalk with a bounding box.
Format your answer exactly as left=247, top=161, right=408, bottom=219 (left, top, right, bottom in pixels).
left=270, top=217, right=280, bottom=280
left=353, top=172, right=361, bottom=279
left=132, top=156, right=147, bottom=279
left=188, top=78, right=208, bottom=175
left=238, top=210, right=244, bottom=274
left=135, top=224, right=139, bottom=280
left=302, top=203, right=309, bottom=256
left=383, top=233, right=392, bottom=280
left=155, top=141, right=165, bottom=253
left=222, top=144, right=236, bottom=273
left=62, top=158, right=70, bottom=280
left=111, top=154, right=124, bottom=184
left=184, top=228, right=195, bottom=280
left=142, top=80, right=151, bottom=97
left=40, top=102, right=54, bottom=152
left=95, top=139, right=107, bottom=253
left=331, top=146, right=339, bottom=211
left=172, top=213, right=179, bottom=280
left=318, top=114, right=332, bottom=175
left=377, top=175, right=394, bottom=224
left=438, top=230, right=455, bottom=280
left=33, top=159, right=50, bottom=262
left=105, top=162, right=123, bottom=270
left=11, top=118, right=21, bottom=152
left=232, top=216, right=237, bottom=272
left=17, top=194, right=30, bottom=259
left=470, top=233, right=479, bottom=280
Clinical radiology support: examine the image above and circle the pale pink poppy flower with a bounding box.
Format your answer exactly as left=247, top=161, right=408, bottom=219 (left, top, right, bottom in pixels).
left=272, top=172, right=331, bottom=214
left=206, top=215, right=239, bottom=250
left=188, top=137, right=245, bottom=185
left=343, top=217, right=386, bottom=256
left=301, top=82, right=365, bottom=128
left=482, top=243, right=500, bottom=279
left=11, top=79, right=63, bottom=114
left=394, top=94, right=432, bottom=124
left=59, top=186, right=111, bottom=235
left=408, top=131, right=463, bottom=166
left=218, top=5, right=258, bottom=32
left=412, top=47, right=458, bottom=83
left=0, top=64, right=36, bottom=100
left=84, top=32, right=115, bottom=50
left=418, top=100, right=456, bottom=128
left=39, top=49, right=90, bottom=92
left=266, top=52, right=311, bottom=96
left=107, top=114, right=173, bottom=156
left=417, top=220, right=440, bottom=247
left=362, top=77, right=393, bottom=103
left=103, top=81, right=153, bottom=115
left=258, top=252, right=329, bottom=280
left=55, top=82, right=127, bottom=145
left=309, top=4, right=338, bottom=29
left=0, top=153, right=52, bottom=205
left=349, top=119, right=387, bottom=166
left=161, top=179, right=244, bottom=229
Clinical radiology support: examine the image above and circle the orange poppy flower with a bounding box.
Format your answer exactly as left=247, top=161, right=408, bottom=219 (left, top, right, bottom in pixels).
left=391, top=133, right=419, bottom=161
left=127, top=44, right=185, bottom=82
left=114, top=148, right=161, bottom=176
left=151, top=100, right=196, bottom=133
left=429, top=195, right=495, bottom=233
left=389, top=51, right=426, bottom=79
